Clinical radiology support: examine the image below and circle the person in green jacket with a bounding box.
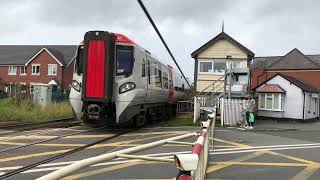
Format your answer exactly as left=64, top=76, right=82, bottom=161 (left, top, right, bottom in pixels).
left=247, top=96, right=256, bottom=129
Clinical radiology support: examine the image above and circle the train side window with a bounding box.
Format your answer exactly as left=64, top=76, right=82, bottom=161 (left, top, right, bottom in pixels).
left=76, top=46, right=84, bottom=75
left=163, top=72, right=168, bottom=89
left=153, top=62, right=157, bottom=76
left=147, top=59, right=150, bottom=84
left=142, top=59, right=145, bottom=77
left=156, top=64, right=162, bottom=88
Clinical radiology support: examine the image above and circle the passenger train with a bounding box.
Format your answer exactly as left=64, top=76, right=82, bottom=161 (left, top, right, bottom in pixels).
left=70, top=31, right=189, bottom=126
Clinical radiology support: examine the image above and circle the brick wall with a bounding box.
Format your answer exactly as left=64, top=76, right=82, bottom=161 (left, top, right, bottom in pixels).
left=251, top=69, right=320, bottom=91
left=63, top=60, right=75, bottom=89
left=0, top=50, right=72, bottom=89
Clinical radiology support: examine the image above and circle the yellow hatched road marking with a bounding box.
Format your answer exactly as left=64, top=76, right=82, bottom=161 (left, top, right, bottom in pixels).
left=0, top=149, right=70, bottom=163
left=61, top=161, right=158, bottom=180
left=0, top=133, right=187, bottom=162
left=0, top=141, right=26, bottom=146
left=0, top=131, right=188, bottom=141
left=213, top=138, right=249, bottom=148
left=207, top=137, right=320, bottom=180
left=291, top=164, right=320, bottom=180
left=265, top=150, right=316, bottom=164
left=206, top=151, right=265, bottom=173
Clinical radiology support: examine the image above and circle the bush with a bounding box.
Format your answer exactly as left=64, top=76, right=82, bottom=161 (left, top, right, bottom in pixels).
left=0, top=99, right=72, bottom=122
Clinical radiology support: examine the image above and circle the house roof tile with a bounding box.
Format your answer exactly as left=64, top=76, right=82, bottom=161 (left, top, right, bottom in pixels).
left=257, top=84, right=286, bottom=93
left=0, top=45, right=77, bottom=66
left=252, top=48, right=320, bottom=70
left=254, top=73, right=319, bottom=93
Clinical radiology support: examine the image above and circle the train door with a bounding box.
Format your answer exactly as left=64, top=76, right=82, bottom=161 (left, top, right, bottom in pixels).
left=167, top=66, right=174, bottom=102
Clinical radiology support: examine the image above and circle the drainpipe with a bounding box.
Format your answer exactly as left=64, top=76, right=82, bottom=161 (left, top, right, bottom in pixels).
left=302, top=91, right=305, bottom=120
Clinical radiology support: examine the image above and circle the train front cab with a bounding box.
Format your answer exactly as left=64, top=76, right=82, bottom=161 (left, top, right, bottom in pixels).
left=80, top=31, right=116, bottom=125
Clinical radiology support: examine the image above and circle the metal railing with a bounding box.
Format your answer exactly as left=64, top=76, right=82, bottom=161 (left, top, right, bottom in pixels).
left=177, top=75, right=224, bottom=121
left=175, top=112, right=215, bottom=180
left=194, top=76, right=225, bottom=108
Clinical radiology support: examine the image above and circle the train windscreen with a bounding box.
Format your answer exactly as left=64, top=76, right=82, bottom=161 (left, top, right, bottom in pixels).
left=116, top=45, right=134, bottom=76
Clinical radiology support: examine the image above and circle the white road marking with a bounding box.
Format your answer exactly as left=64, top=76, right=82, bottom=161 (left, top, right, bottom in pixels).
left=214, top=143, right=320, bottom=152
left=211, top=145, right=320, bottom=155
left=0, top=151, right=191, bottom=174
left=3, top=141, right=320, bottom=175
left=0, top=166, right=23, bottom=171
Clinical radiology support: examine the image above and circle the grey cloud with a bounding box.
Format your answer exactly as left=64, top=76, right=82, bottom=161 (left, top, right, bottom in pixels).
left=1, top=0, right=320, bottom=80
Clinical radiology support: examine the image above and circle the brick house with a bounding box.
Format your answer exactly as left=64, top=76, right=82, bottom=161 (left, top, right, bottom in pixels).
left=251, top=48, right=320, bottom=91
left=0, top=45, right=77, bottom=90
left=251, top=48, right=320, bottom=120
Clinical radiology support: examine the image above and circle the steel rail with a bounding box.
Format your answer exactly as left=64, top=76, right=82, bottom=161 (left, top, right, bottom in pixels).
left=0, top=126, right=109, bottom=154
left=0, top=130, right=131, bottom=179
left=0, top=118, right=80, bottom=136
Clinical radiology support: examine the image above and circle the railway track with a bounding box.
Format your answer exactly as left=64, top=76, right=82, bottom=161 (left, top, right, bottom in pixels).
left=0, top=125, right=109, bottom=154
left=0, top=129, right=132, bottom=179
left=0, top=118, right=81, bottom=136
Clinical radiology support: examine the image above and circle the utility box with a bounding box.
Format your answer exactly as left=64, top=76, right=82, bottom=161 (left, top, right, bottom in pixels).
left=33, top=85, right=52, bottom=107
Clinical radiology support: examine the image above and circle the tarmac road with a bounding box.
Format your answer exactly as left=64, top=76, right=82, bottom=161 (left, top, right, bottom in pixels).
left=0, top=120, right=320, bottom=180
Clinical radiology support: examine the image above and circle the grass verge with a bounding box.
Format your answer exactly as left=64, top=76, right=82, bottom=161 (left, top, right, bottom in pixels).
left=0, top=98, right=73, bottom=123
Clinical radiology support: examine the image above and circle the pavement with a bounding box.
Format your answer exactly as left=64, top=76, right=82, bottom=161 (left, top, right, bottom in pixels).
left=0, top=119, right=319, bottom=179
left=207, top=119, right=320, bottom=180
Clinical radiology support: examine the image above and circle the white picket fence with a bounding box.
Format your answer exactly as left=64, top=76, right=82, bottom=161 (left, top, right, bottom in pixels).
left=220, top=98, right=247, bottom=126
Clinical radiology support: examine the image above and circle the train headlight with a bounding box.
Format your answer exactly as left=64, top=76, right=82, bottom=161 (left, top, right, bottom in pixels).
left=119, top=82, right=136, bottom=94
left=71, top=80, right=81, bottom=92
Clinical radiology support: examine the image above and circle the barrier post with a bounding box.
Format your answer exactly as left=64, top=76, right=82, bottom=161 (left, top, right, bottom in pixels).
left=175, top=113, right=215, bottom=180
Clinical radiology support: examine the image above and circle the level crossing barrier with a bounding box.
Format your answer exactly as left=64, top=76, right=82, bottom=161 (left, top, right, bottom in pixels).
left=37, top=114, right=216, bottom=180
left=175, top=113, right=215, bottom=180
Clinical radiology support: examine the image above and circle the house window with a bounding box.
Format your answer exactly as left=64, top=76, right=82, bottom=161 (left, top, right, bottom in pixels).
left=32, top=64, right=40, bottom=75
left=8, top=66, right=17, bottom=75
left=198, top=60, right=226, bottom=74
left=48, top=64, right=57, bottom=76
left=20, top=66, right=27, bottom=75
left=259, top=93, right=283, bottom=111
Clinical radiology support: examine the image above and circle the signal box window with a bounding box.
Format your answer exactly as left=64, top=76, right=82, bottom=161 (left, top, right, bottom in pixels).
left=199, top=62, right=212, bottom=73
left=32, top=64, right=40, bottom=75
left=116, top=45, right=134, bottom=76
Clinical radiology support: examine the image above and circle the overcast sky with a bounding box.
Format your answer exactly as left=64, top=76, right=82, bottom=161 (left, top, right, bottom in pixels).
left=1, top=0, right=320, bottom=81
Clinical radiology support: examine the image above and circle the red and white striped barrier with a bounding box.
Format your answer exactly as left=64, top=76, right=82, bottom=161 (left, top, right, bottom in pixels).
left=175, top=115, right=215, bottom=180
